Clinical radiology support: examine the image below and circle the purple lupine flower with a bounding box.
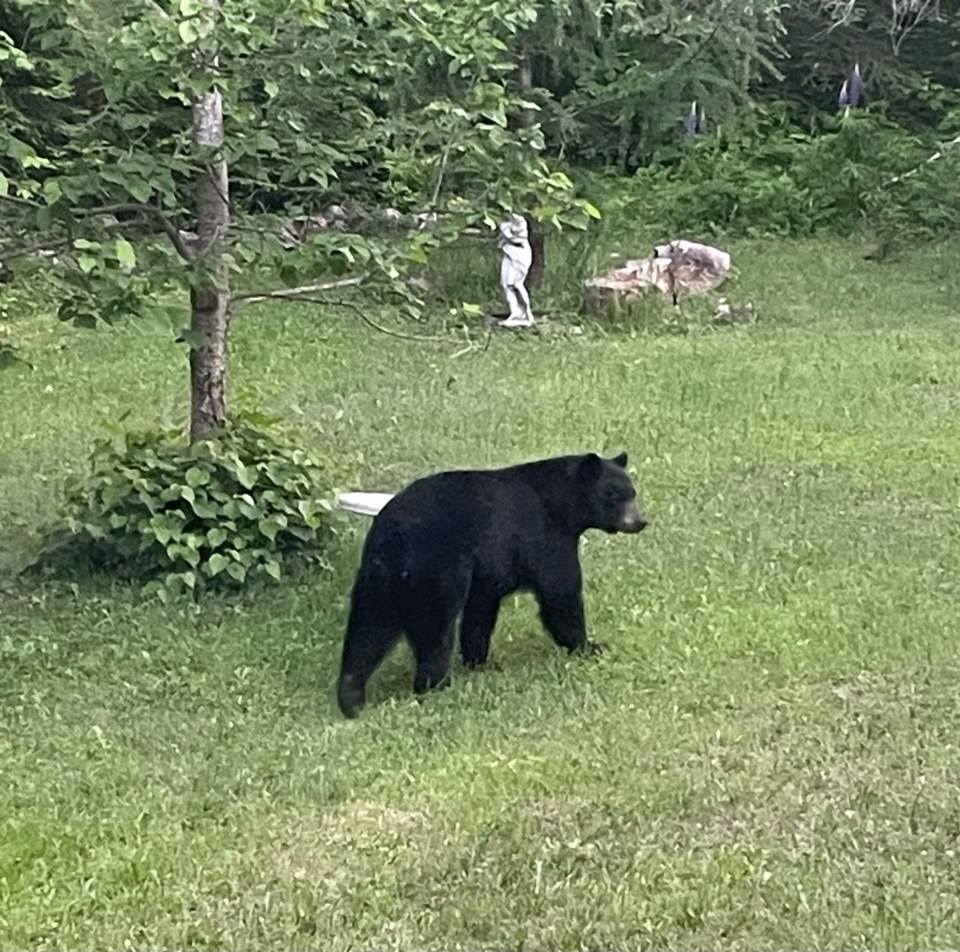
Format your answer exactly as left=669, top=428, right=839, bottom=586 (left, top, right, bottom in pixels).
left=847, top=62, right=862, bottom=106
left=838, top=63, right=862, bottom=109
left=684, top=101, right=699, bottom=136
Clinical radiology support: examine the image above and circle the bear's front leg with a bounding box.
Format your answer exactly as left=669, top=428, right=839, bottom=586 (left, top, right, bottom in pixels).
left=538, top=591, right=595, bottom=653
left=534, top=551, right=605, bottom=656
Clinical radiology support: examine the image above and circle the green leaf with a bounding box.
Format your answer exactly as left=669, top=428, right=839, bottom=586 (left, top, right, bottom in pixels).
left=207, top=527, right=228, bottom=548
left=263, top=560, right=282, bottom=581
left=178, top=19, right=199, bottom=44
left=226, top=562, right=246, bottom=583
left=115, top=238, right=136, bottom=268
left=77, top=255, right=98, bottom=274
left=185, top=466, right=210, bottom=487
left=236, top=494, right=258, bottom=518
left=258, top=517, right=283, bottom=542
left=235, top=463, right=257, bottom=490
left=207, top=553, right=230, bottom=576
left=42, top=178, right=62, bottom=205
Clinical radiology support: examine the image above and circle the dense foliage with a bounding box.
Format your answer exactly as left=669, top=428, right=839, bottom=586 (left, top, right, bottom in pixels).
left=34, top=417, right=341, bottom=597
left=588, top=104, right=960, bottom=244
left=2, top=0, right=957, bottom=270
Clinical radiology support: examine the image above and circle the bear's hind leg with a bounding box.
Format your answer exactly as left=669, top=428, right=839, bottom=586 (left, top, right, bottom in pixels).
left=408, top=616, right=457, bottom=696
left=337, top=610, right=402, bottom=718
left=460, top=585, right=501, bottom=669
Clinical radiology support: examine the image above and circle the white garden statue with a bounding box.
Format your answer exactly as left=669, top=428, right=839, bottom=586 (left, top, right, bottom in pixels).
left=497, top=213, right=535, bottom=328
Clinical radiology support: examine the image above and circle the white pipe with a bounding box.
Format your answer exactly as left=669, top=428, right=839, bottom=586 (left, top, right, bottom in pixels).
left=337, top=491, right=395, bottom=517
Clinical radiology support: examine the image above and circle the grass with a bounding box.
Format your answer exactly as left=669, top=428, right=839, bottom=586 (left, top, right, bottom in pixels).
left=2, top=231, right=960, bottom=950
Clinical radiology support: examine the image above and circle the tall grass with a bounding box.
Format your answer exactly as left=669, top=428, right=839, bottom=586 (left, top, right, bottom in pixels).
left=2, top=232, right=960, bottom=949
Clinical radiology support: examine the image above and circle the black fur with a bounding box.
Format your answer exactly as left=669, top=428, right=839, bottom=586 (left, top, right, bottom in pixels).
left=336, top=452, right=647, bottom=717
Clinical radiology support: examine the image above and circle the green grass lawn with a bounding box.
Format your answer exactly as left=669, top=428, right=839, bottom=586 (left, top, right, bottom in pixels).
left=2, top=236, right=960, bottom=949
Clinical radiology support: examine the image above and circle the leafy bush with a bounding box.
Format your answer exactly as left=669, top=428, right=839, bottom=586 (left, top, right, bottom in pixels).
left=34, top=415, right=343, bottom=599
left=584, top=105, right=960, bottom=244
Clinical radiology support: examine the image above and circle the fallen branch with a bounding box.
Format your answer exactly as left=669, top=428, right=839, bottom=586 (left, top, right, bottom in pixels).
left=451, top=326, right=493, bottom=358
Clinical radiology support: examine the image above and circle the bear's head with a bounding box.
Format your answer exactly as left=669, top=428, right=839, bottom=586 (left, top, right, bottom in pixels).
left=580, top=451, right=648, bottom=534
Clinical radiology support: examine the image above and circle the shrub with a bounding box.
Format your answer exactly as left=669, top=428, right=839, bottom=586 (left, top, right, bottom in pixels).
left=583, top=105, right=960, bottom=244
left=34, top=414, right=343, bottom=599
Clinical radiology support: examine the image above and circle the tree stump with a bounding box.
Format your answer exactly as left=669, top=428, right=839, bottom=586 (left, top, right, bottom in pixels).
left=583, top=278, right=646, bottom=320
left=584, top=240, right=731, bottom=319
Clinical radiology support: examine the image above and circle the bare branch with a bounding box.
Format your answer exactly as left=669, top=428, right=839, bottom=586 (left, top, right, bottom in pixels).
left=143, top=0, right=172, bottom=19
left=817, top=0, right=942, bottom=52
left=890, top=0, right=940, bottom=55
left=228, top=275, right=369, bottom=315
left=0, top=193, right=41, bottom=209
left=229, top=277, right=485, bottom=350
left=3, top=187, right=198, bottom=261
left=310, top=297, right=481, bottom=348
left=887, top=133, right=960, bottom=185
left=2, top=197, right=193, bottom=259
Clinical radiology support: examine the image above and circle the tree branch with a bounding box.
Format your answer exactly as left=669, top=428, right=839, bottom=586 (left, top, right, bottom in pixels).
left=0, top=237, right=72, bottom=266
left=229, top=281, right=485, bottom=350
left=2, top=197, right=193, bottom=260
left=82, top=203, right=196, bottom=261
left=228, top=275, right=370, bottom=316
left=309, top=297, right=481, bottom=348
left=0, top=193, right=41, bottom=209
left=887, top=133, right=960, bottom=185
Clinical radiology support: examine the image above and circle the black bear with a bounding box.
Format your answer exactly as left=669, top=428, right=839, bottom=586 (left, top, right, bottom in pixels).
left=336, top=452, right=647, bottom=718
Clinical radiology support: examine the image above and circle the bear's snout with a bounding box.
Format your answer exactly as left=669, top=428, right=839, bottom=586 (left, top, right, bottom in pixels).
left=618, top=502, right=648, bottom=533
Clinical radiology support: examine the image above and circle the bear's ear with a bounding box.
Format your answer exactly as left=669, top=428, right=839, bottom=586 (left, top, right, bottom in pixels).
left=580, top=453, right=602, bottom=480
left=612, top=451, right=629, bottom=468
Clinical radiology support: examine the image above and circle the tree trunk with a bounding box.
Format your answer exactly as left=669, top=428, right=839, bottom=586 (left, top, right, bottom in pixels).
left=518, top=39, right=536, bottom=129
left=189, top=75, right=230, bottom=443
left=517, top=39, right=544, bottom=291
left=525, top=216, right=545, bottom=291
